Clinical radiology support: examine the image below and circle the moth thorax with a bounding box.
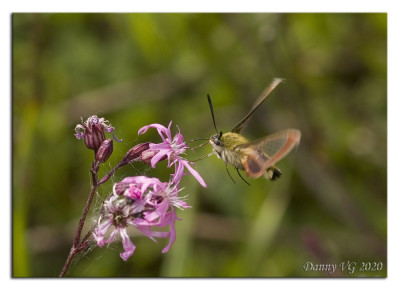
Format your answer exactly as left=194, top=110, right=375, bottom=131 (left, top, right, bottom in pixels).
left=220, top=132, right=248, bottom=150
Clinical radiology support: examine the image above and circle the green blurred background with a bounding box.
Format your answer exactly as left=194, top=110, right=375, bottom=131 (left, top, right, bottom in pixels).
left=12, top=13, right=387, bottom=277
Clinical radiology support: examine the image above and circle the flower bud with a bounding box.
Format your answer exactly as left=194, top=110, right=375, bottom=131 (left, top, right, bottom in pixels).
left=96, top=139, right=113, bottom=163
left=119, top=142, right=150, bottom=166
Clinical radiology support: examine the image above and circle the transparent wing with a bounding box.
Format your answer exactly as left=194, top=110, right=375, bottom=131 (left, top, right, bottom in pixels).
left=231, top=78, right=284, bottom=133
left=237, top=129, right=301, bottom=171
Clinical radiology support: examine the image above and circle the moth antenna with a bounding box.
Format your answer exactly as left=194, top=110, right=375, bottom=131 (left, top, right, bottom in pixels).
left=207, top=94, right=219, bottom=134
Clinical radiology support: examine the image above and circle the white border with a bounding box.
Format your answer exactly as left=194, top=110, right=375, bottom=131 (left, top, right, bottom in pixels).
left=3, top=1, right=398, bottom=289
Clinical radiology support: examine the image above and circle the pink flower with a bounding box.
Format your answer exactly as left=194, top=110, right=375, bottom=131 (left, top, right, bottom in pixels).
left=92, top=195, right=136, bottom=261
left=93, top=176, right=190, bottom=260
left=138, top=121, right=207, bottom=187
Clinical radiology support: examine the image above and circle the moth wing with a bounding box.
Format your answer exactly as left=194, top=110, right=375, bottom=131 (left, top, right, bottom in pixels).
left=239, top=147, right=269, bottom=178
left=231, top=78, right=284, bottom=133
left=237, top=129, right=301, bottom=178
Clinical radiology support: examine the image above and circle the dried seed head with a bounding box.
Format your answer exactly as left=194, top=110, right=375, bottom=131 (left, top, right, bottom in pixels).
left=75, top=115, right=119, bottom=151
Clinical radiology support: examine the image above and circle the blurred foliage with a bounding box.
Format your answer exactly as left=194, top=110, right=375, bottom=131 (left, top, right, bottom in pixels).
left=12, top=13, right=386, bottom=277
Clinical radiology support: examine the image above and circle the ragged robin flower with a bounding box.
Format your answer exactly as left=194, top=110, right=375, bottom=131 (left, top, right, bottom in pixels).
left=138, top=121, right=207, bottom=187
left=93, top=176, right=190, bottom=261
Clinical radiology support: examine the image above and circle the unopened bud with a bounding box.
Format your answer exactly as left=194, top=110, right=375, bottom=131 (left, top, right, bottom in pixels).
left=119, top=142, right=150, bottom=166
left=96, top=139, right=113, bottom=163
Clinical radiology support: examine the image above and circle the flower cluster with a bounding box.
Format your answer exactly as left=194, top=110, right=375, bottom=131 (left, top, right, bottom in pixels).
left=90, top=120, right=206, bottom=261
left=93, top=176, right=189, bottom=261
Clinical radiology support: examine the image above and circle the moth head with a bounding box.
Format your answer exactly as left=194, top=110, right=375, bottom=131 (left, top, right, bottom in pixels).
left=209, top=131, right=223, bottom=151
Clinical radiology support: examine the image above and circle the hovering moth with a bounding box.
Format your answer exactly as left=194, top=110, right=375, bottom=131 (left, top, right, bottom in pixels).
left=207, top=78, right=301, bottom=183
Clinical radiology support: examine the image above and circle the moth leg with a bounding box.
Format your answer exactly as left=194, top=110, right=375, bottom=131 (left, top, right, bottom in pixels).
left=225, top=164, right=236, bottom=184
left=189, top=141, right=209, bottom=150
left=190, top=152, right=214, bottom=162
left=236, top=168, right=250, bottom=186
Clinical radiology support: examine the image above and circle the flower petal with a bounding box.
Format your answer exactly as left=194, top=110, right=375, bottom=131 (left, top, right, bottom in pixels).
left=149, top=142, right=171, bottom=150
left=74, top=124, right=86, bottom=138
left=136, top=226, right=171, bottom=240
left=119, top=228, right=136, bottom=261
left=93, top=219, right=113, bottom=247
left=161, top=211, right=177, bottom=253
left=173, top=131, right=184, bottom=145
left=104, top=227, right=120, bottom=244
left=182, top=160, right=207, bottom=188
left=172, top=161, right=185, bottom=184
left=138, top=123, right=167, bottom=137
left=150, top=150, right=170, bottom=168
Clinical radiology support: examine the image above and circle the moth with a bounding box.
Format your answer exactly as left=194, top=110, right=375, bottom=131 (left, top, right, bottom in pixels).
left=207, top=78, right=301, bottom=183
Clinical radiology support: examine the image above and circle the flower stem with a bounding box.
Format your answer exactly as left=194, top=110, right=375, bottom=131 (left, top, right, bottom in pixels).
left=98, top=162, right=122, bottom=185
left=59, top=247, right=76, bottom=277
left=73, top=161, right=99, bottom=247
left=60, top=157, right=130, bottom=277
left=59, top=161, right=99, bottom=277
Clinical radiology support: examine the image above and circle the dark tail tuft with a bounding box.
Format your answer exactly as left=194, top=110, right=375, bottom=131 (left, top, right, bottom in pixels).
left=271, top=167, right=282, bottom=181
